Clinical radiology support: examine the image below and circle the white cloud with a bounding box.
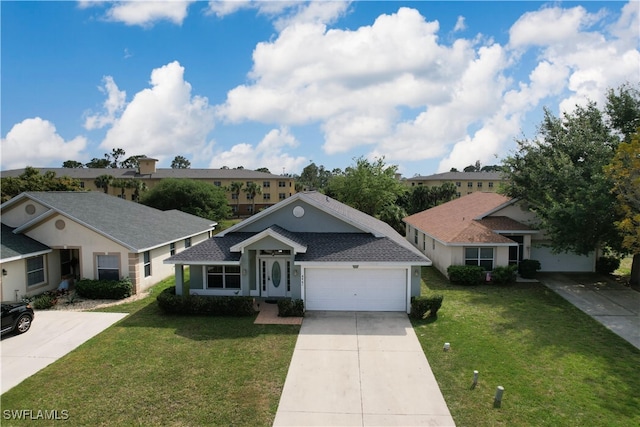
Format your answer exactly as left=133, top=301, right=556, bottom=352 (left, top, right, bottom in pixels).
left=101, top=1, right=195, bottom=27
left=84, top=76, right=126, bottom=130
left=99, top=61, right=216, bottom=160
left=206, top=0, right=349, bottom=29
left=1, top=118, right=87, bottom=169
left=453, top=15, right=466, bottom=32
left=209, top=127, right=306, bottom=174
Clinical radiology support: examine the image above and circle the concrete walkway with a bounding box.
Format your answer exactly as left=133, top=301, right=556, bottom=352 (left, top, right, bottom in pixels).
left=540, top=273, right=640, bottom=350
left=273, top=311, right=455, bottom=426
left=1, top=310, right=127, bottom=394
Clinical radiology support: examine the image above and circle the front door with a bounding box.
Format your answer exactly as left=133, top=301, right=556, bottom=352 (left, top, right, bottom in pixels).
left=260, top=258, right=286, bottom=297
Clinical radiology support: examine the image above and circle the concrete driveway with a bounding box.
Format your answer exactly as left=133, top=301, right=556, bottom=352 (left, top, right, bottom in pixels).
left=273, top=311, right=455, bottom=426
left=1, top=310, right=127, bottom=394
left=540, top=273, right=640, bottom=350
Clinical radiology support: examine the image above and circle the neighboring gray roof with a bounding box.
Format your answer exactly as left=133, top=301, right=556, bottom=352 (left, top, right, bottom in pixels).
left=166, top=231, right=428, bottom=265
left=2, top=192, right=216, bottom=252
left=1, top=224, right=51, bottom=262
left=1, top=167, right=288, bottom=180
left=406, top=171, right=504, bottom=181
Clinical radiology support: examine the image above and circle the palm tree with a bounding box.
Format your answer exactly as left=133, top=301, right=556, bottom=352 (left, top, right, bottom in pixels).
left=111, top=178, right=127, bottom=199
left=131, top=179, right=147, bottom=202
left=229, top=181, right=244, bottom=217
left=94, top=174, right=114, bottom=194
left=243, top=182, right=262, bottom=215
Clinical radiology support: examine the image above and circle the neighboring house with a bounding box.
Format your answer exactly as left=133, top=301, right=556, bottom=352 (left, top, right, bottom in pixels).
left=403, top=192, right=596, bottom=277
left=165, top=191, right=432, bottom=313
left=2, top=157, right=297, bottom=216
left=404, top=171, right=505, bottom=198
left=0, top=192, right=216, bottom=301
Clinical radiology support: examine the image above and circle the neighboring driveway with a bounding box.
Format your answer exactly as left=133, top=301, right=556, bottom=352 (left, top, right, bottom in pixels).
left=540, top=273, right=640, bottom=350
left=273, top=311, right=455, bottom=426
left=1, top=310, right=127, bottom=394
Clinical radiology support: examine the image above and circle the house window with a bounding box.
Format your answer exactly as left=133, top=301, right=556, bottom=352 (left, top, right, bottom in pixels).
left=467, top=182, right=473, bottom=188
left=465, top=247, right=494, bottom=270
left=488, top=182, right=494, bottom=188
left=247, top=193, right=254, bottom=200
left=185, top=238, right=191, bottom=248
left=232, top=205, right=238, bottom=214
left=477, top=182, right=483, bottom=188
left=456, top=192, right=461, bottom=198
left=143, top=251, right=151, bottom=277
left=231, top=193, right=238, bottom=200
left=422, top=234, right=426, bottom=251
left=263, top=181, right=270, bottom=188
left=414, top=229, right=418, bottom=244
left=279, top=193, right=286, bottom=200
left=97, top=254, right=120, bottom=281
left=213, top=181, right=221, bottom=187
left=455, top=182, right=461, bottom=187
left=79, top=182, right=85, bottom=188
left=287, top=261, right=291, bottom=292
left=26, top=255, right=46, bottom=287
left=246, top=181, right=253, bottom=186
left=170, top=243, right=176, bottom=256
left=432, top=239, right=435, bottom=250
left=278, top=181, right=286, bottom=187
left=207, top=265, right=241, bottom=289
left=263, top=193, right=271, bottom=200
left=248, top=205, right=254, bottom=214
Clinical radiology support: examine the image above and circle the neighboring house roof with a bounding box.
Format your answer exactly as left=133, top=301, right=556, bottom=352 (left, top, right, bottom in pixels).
left=1, top=224, right=51, bottom=262
left=403, top=192, right=534, bottom=245
left=167, top=192, right=431, bottom=265
left=1, top=192, right=217, bottom=252
left=1, top=167, right=289, bottom=180
left=406, top=171, right=504, bottom=181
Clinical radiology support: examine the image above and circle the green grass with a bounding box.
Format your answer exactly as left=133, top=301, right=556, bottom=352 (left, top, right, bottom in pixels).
left=413, top=267, right=640, bottom=427
left=1, top=276, right=300, bottom=426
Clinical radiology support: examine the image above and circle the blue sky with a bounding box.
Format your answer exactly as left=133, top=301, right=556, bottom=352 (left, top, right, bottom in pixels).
left=2, top=1, right=638, bottom=177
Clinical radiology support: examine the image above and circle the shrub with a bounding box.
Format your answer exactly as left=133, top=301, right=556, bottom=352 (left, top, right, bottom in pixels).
left=518, top=259, right=541, bottom=279
left=491, top=265, right=518, bottom=285
left=447, top=265, right=484, bottom=286
left=596, top=256, right=620, bottom=275
left=277, top=299, right=304, bottom=317
left=32, top=293, right=58, bottom=309
left=157, top=286, right=256, bottom=316
left=75, top=278, right=133, bottom=300
left=410, top=295, right=444, bottom=319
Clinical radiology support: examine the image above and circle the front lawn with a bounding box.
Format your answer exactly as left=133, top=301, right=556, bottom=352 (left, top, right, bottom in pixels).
left=414, top=267, right=640, bottom=427
left=1, top=277, right=300, bottom=426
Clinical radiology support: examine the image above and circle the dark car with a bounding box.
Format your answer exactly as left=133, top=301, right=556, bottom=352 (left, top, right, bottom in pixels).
left=1, top=302, right=34, bottom=335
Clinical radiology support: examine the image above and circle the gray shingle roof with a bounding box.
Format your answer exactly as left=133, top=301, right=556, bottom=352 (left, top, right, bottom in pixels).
left=166, top=230, right=429, bottom=265
left=7, top=192, right=216, bottom=252
left=1, top=224, right=51, bottom=261
left=406, top=171, right=504, bottom=181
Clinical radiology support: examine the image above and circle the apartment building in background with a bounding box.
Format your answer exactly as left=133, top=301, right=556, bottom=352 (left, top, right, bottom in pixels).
left=1, top=158, right=297, bottom=217
left=403, top=171, right=505, bottom=197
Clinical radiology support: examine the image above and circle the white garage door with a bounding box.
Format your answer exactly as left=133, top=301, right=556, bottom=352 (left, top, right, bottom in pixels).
left=531, top=245, right=595, bottom=272
left=304, top=268, right=407, bottom=311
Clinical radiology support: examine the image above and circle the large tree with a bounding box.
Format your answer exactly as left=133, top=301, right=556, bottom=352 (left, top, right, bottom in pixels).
left=298, top=162, right=333, bottom=191
left=327, top=156, right=405, bottom=217
left=605, top=132, right=640, bottom=285
left=140, top=179, right=231, bottom=221
left=502, top=85, right=639, bottom=272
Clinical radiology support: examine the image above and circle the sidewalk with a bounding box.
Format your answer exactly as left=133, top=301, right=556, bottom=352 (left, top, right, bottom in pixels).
left=539, top=273, right=640, bottom=350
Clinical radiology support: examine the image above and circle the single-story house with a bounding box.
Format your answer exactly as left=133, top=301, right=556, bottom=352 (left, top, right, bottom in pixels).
left=403, top=192, right=596, bottom=277
left=165, top=191, right=432, bottom=313
left=1, top=191, right=216, bottom=301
